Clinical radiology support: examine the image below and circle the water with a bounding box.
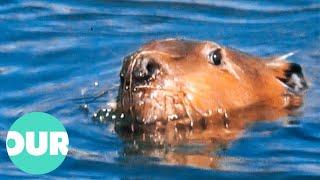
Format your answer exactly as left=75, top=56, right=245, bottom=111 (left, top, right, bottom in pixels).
left=0, top=0, right=319, bottom=178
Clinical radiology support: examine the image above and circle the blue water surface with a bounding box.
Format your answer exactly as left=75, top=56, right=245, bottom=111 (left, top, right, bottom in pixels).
left=0, top=0, right=319, bottom=179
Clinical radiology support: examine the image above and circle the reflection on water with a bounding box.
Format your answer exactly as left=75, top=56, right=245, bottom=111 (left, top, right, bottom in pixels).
left=0, top=0, right=319, bottom=178
left=114, top=104, right=294, bottom=169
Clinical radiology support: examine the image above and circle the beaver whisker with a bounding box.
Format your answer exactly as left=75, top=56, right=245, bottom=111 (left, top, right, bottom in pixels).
left=134, top=85, right=181, bottom=94
left=181, top=96, right=194, bottom=124
left=181, top=93, right=206, bottom=122
left=121, top=52, right=138, bottom=111
left=133, top=85, right=192, bottom=122
left=134, top=84, right=208, bottom=122
left=70, top=84, right=119, bottom=104
left=125, top=53, right=140, bottom=119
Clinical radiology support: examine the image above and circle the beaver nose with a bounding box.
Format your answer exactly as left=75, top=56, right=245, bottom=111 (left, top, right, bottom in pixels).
left=133, top=58, right=159, bottom=82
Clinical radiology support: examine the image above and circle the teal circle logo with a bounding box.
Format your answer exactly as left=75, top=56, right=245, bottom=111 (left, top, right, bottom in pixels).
left=6, top=112, right=69, bottom=174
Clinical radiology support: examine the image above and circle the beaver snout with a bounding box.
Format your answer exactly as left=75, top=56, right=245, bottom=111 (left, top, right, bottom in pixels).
left=132, top=57, right=160, bottom=83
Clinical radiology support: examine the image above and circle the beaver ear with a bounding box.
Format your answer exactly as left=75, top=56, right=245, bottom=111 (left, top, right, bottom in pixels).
left=266, top=55, right=308, bottom=94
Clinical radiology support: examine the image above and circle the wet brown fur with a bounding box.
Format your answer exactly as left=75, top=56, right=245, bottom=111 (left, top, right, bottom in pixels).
left=110, top=39, right=309, bottom=169
left=114, top=39, right=307, bottom=146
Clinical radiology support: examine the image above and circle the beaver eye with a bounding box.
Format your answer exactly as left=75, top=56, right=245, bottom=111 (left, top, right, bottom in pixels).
left=208, top=48, right=222, bottom=65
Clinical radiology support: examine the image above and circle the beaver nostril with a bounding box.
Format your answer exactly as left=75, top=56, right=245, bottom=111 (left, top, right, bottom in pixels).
left=146, top=61, right=157, bottom=77
left=133, top=58, right=159, bottom=82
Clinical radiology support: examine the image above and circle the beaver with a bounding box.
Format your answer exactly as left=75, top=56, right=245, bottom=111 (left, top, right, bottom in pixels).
left=103, top=38, right=308, bottom=144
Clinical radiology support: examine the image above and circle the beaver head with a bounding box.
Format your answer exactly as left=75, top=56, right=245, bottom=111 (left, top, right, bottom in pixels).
left=116, top=39, right=308, bottom=128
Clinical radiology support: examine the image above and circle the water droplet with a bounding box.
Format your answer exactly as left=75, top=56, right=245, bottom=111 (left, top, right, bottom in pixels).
left=120, top=113, right=125, bottom=119
left=206, top=109, right=212, bottom=116
left=284, top=95, right=290, bottom=105
left=111, top=115, right=116, bottom=119
left=168, top=114, right=178, bottom=120
left=224, top=111, right=228, bottom=118
left=80, top=104, right=88, bottom=111
left=223, top=113, right=230, bottom=129
left=81, top=88, right=87, bottom=96
left=225, top=123, right=229, bottom=129
left=150, top=92, right=156, bottom=99
left=186, top=94, right=193, bottom=101
left=217, top=108, right=223, bottom=114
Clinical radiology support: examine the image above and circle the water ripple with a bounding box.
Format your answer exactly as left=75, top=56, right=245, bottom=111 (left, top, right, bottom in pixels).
left=0, top=0, right=319, bottom=178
